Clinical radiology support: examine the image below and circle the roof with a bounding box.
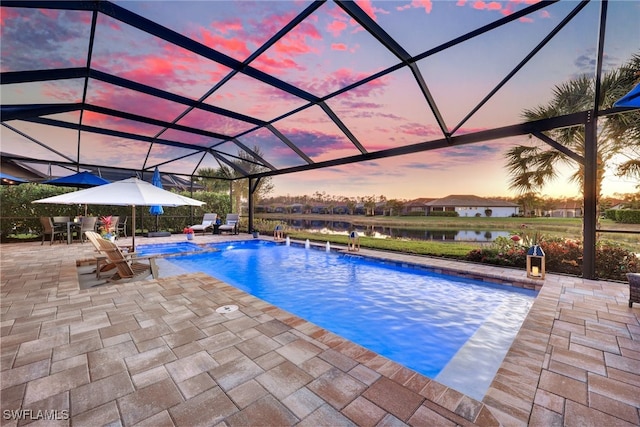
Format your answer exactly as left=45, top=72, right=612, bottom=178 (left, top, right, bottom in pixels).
left=405, top=198, right=436, bottom=206
left=1, top=0, right=633, bottom=184
left=552, top=201, right=583, bottom=210
left=426, top=194, right=519, bottom=208
left=2, top=155, right=200, bottom=190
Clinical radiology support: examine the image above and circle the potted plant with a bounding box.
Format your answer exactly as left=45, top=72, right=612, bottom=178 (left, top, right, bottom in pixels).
left=183, top=227, right=194, bottom=240
left=99, top=215, right=115, bottom=242
left=252, top=229, right=259, bottom=238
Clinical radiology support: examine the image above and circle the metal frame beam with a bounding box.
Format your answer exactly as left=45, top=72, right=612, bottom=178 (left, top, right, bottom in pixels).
left=250, top=111, right=592, bottom=179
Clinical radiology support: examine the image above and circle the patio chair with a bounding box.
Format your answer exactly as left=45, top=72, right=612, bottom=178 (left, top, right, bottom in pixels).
left=627, top=273, right=640, bottom=308
left=189, top=213, right=218, bottom=235
left=52, top=216, right=70, bottom=226
left=51, top=216, right=70, bottom=234
left=40, top=216, right=65, bottom=245
left=95, top=234, right=159, bottom=282
left=109, top=216, right=119, bottom=235
left=116, top=216, right=128, bottom=237
left=348, top=231, right=360, bottom=252
left=77, top=216, right=98, bottom=243
left=218, top=213, right=239, bottom=234
left=274, top=224, right=284, bottom=241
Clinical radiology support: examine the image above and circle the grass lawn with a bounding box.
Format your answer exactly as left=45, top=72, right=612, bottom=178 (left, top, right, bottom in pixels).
left=286, top=230, right=478, bottom=258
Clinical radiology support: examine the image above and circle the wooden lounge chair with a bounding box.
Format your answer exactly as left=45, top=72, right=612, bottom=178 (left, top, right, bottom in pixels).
left=86, top=231, right=158, bottom=282
left=218, top=213, right=239, bottom=234
left=85, top=231, right=136, bottom=278
left=189, top=213, right=217, bottom=235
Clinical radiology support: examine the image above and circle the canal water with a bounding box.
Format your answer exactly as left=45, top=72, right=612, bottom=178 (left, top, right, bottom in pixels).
left=264, top=218, right=510, bottom=242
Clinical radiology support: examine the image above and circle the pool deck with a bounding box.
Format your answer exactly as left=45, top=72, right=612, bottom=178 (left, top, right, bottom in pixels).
left=1, top=234, right=638, bottom=426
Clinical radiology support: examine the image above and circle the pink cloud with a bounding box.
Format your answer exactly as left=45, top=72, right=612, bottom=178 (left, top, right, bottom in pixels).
left=272, top=21, right=321, bottom=56
left=327, top=20, right=348, bottom=37
left=249, top=10, right=304, bottom=45
left=397, top=0, right=433, bottom=14
left=0, top=7, right=19, bottom=26
left=539, top=10, right=550, bottom=18
left=473, top=1, right=501, bottom=11
left=199, top=29, right=252, bottom=59
left=411, top=0, right=433, bottom=14
left=298, top=68, right=389, bottom=97
left=354, top=0, right=377, bottom=21
left=213, top=18, right=243, bottom=35
left=82, top=111, right=162, bottom=137
left=519, top=16, right=534, bottom=23
left=251, top=54, right=305, bottom=75
left=332, top=43, right=348, bottom=51
left=38, top=9, right=60, bottom=20
left=396, top=122, right=441, bottom=137
left=456, top=0, right=467, bottom=6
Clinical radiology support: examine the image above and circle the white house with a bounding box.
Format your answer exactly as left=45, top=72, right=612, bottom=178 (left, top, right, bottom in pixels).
left=425, top=195, right=520, bottom=217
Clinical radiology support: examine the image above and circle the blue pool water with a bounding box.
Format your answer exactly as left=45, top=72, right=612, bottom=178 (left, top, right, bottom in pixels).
left=166, top=240, right=536, bottom=385
left=136, top=241, right=203, bottom=257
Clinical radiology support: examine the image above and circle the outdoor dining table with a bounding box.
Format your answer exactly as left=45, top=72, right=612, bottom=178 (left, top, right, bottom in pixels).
left=65, top=221, right=82, bottom=244
left=53, top=219, right=82, bottom=244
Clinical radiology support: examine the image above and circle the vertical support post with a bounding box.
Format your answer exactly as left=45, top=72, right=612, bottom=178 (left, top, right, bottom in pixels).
left=248, top=178, right=254, bottom=233
left=582, top=0, right=607, bottom=280
left=583, top=114, right=597, bottom=279
left=248, top=177, right=261, bottom=234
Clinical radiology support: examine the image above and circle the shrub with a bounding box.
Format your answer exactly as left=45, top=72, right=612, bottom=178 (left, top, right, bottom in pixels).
left=614, top=209, right=640, bottom=224
left=604, top=209, right=617, bottom=221
left=539, top=238, right=582, bottom=276
left=595, top=243, right=638, bottom=281
left=428, top=211, right=459, bottom=217
left=465, top=235, right=638, bottom=281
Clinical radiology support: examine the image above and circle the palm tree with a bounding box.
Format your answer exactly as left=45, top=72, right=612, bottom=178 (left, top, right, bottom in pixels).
left=194, top=167, right=230, bottom=192
left=215, top=147, right=274, bottom=215
left=505, top=52, right=640, bottom=198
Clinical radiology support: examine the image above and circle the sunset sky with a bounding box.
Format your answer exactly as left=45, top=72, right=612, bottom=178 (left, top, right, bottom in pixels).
left=1, top=0, right=638, bottom=200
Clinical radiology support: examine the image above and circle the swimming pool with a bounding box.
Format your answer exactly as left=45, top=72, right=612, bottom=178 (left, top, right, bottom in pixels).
left=166, top=240, right=536, bottom=399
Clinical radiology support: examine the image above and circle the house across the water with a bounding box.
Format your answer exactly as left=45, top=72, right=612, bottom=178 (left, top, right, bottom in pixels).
left=425, top=195, right=520, bottom=217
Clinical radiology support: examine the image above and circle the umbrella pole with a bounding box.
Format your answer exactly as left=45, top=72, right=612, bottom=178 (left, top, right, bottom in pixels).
left=131, top=205, right=136, bottom=251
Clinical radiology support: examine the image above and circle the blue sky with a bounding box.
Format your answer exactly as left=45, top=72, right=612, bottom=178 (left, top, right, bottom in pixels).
left=1, top=1, right=638, bottom=199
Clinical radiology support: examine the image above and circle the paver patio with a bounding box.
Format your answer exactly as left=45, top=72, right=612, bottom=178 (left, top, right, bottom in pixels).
left=1, top=234, right=638, bottom=426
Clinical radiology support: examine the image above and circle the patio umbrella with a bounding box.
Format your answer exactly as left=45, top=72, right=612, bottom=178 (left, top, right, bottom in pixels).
left=614, top=83, right=640, bottom=108
left=33, top=177, right=205, bottom=250
left=42, top=171, right=110, bottom=188
left=43, top=171, right=110, bottom=215
left=149, top=167, right=164, bottom=232
left=0, top=172, right=27, bottom=185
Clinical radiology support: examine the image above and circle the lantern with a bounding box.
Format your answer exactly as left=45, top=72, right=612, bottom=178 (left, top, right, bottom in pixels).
left=526, top=245, right=545, bottom=279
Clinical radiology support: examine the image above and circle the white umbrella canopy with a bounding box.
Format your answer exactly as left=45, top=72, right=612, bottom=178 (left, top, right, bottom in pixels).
left=33, top=177, right=205, bottom=249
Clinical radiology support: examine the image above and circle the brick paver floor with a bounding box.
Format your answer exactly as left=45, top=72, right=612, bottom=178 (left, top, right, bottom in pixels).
left=1, top=234, right=638, bottom=426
